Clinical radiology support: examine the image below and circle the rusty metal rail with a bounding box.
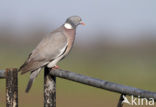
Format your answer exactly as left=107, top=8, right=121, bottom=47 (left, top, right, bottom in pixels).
left=50, top=69, right=156, bottom=100
left=0, top=70, right=5, bottom=78
left=1, top=68, right=156, bottom=107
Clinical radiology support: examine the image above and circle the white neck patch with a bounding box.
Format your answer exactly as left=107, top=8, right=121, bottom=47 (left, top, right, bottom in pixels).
left=64, top=23, right=73, bottom=29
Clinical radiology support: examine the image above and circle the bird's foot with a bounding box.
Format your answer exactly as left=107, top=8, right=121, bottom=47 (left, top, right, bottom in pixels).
left=53, top=65, right=59, bottom=69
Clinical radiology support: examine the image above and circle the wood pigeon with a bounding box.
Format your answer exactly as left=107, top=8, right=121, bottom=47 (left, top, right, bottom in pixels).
left=19, top=16, right=85, bottom=93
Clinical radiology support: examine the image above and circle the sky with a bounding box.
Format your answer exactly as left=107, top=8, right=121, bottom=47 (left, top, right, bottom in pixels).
left=0, top=0, right=156, bottom=40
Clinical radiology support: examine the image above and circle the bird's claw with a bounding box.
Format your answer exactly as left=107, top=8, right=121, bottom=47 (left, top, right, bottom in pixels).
left=53, top=65, right=59, bottom=69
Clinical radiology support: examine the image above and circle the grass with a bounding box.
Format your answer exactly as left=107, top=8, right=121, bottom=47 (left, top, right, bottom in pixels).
left=0, top=46, right=156, bottom=107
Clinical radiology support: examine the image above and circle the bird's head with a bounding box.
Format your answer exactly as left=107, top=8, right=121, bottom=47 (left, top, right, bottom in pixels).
left=64, top=16, right=85, bottom=29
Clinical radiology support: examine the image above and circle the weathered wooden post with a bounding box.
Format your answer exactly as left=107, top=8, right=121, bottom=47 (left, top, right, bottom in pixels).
left=44, top=67, right=56, bottom=107
left=6, top=68, right=18, bottom=107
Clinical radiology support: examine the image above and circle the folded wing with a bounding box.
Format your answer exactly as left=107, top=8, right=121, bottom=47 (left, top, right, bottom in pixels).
left=19, top=32, right=67, bottom=74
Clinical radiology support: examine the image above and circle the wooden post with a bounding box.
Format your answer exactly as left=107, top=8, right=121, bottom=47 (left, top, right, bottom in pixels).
left=6, top=68, right=18, bottom=107
left=44, top=67, right=56, bottom=107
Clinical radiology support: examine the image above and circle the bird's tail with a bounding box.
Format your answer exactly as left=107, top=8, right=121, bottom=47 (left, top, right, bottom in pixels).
left=25, top=68, right=41, bottom=93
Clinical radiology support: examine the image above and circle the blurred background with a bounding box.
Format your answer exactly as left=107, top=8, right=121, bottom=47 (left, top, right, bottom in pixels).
left=0, top=0, right=156, bottom=107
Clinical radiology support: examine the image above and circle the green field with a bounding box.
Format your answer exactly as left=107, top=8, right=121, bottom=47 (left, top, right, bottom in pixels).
left=0, top=45, right=156, bottom=107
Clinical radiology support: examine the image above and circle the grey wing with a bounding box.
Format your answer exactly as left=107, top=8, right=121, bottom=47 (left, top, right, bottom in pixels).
left=20, top=32, right=67, bottom=74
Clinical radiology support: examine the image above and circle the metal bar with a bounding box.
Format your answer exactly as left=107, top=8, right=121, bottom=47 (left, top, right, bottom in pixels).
left=44, top=67, right=56, bottom=107
left=117, top=94, right=125, bottom=107
left=0, top=70, right=5, bottom=78
left=50, top=69, right=156, bottom=100
left=6, top=68, right=18, bottom=107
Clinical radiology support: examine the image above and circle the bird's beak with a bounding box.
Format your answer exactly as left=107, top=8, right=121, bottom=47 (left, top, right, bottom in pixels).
left=80, top=22, right=85, bottom=25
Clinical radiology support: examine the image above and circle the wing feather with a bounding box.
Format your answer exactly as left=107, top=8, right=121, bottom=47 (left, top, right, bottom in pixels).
left=19, top=31, right=67, bottom=74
